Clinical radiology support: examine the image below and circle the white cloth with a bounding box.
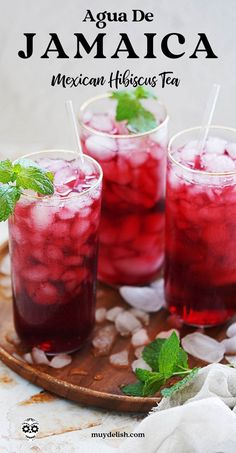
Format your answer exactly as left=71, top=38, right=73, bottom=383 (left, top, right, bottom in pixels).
left=120, top=364, right=236, bottom=453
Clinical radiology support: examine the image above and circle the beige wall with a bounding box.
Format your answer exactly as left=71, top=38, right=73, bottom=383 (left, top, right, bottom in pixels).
left=0, top=0, right=235, bottom=158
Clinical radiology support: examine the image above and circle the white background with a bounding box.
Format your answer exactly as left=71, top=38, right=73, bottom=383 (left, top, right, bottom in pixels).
left=0, top=0, right=235, bottom=159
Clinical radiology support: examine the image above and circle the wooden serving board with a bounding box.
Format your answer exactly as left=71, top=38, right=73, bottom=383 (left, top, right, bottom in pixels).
left=0, top=242, right=230, bottom=413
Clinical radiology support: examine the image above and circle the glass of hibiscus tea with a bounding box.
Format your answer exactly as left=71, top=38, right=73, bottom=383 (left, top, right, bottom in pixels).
left=79, top=89, right=168, bottom=285
left=8, top=150, right=103, bottom=353
left=165, top=126, right=236, bottom=326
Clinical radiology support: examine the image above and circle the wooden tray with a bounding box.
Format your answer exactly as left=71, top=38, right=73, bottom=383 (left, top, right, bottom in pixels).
left=0, top=242, right=229, bottom=413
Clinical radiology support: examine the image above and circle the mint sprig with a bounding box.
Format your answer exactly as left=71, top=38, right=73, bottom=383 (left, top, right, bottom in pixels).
left=0, top=158, right=54, bottom=221
left=0, top=185, right=21, bottom=222
left=0, top=160, right=15, bottom=183
left=121, top=332, right=200, bottom=397
left=111, top=87, right=158, bottom=133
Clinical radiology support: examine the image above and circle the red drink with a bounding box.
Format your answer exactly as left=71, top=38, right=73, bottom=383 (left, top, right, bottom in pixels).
left=9, top=151, right=102, bottom=353
left=80, top=95, right=168, bottom=285
left=165, top=127, right=236, bottom=326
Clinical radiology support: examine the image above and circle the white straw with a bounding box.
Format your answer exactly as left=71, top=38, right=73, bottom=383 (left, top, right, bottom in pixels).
left=197, top=83, right=221, bottom=151
left=66, top=99, right=84, bottom=164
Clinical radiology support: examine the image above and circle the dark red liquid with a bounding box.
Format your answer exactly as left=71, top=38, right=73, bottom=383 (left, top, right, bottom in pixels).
left=165, top=157, right=236, bottom=326
left=9, top=157, right=102, bottom=353
left=82, top=113, right=167, bottom=285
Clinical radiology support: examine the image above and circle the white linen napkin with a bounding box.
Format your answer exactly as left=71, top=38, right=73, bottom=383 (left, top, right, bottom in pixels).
left=120, top=364, right=236, bottom=453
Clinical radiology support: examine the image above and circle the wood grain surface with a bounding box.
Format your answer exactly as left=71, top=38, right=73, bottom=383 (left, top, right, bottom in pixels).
left=0, top=242, right=230, bottom=413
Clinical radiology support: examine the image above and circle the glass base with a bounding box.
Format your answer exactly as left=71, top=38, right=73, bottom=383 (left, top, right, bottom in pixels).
left=168, top=306, right=234, bottom=328
left=15, top=328, right=94, bottom=355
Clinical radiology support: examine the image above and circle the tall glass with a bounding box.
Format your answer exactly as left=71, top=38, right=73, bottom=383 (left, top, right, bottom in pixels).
left=165, top=126, right=236, bottom=326
left=8, top=150, right=103, bottom=353
left=79, top=94, right=168, bottom=286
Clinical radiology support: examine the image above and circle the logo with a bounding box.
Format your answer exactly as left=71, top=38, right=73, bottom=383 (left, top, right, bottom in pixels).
left=21, top=418, right=39, bottom=440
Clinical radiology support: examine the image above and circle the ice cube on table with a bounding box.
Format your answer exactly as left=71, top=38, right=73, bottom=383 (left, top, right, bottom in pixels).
left=226, top=323, right=236, bottom=338
left=150, top=278, right=166, bottom=307
left=50, top=354, right=72, bottom=368
left=31, top=347, right=50, bottom=365
left=131, top=328, right=149, bottom=347
left=115, top=311, right=142, bottom=336
left=95, top=308, right=107, bottom=323
left=109, top=350, right=129, bottom=368
left=129, top=308, right=150, bottom=326
left=156, top=328, right=180, bottom=339
left=131, top=358, right=151, bottom=373
left=92, top=325, right=117, bottom=356
left=134, top=346, right=145, bottom=358
left=23, top=352, right=33, bottom=364
left=106, top=306, right=124, bottom=322
left=205, top=137, right=227, bottom=155
left=120, top=285, right=164, bottom=312
left=181, top=333, right=225, bottom=363
left=221, top=337, right=236, bottom=354
left=225, top=355, right=236, bottom=368
left=85, top=135, right=117, bottom=161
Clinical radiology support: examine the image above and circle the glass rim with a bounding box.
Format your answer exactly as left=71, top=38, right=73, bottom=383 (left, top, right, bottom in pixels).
left=78, top=93, right=169, bottom=139
left=15, top=149, right=103, bottom=200
left=168, top=125, right=236, bottom=177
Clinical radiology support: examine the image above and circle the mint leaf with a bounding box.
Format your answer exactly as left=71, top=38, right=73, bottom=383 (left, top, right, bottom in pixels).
left=158, top=332, right=180, bottom=379
left=14, top=165, right=54, bottom=195
left=112, top=92, right=141, bottom=121
left=134, top=86, right=157, bottom=100
left=161, top=368, right=200, bottom=398
left=121, top=381, right=144, bottom=397
left=0, top=160, right=14, bottom=183
left=0, top=157, right=54, bottom=222
left=46, top=171, right=54, bottom=182
left=111, top=88, right=158, bottom=133
left=135, top=368, right=159, bottom=382
left=129, top=109, right=157, bottom=133
left=142, top=338, right=165, bottom=371
left=174, top=348, right=189, bottom=373
left=0, top=185, right=21, bottom=221
left=14, top=158, right=54, bottom=183
left=143, top=374, right=165, bottom=397
left=14, top=158, right=42, bottom=170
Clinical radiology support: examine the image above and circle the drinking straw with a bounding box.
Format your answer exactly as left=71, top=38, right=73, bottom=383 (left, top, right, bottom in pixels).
left=66, top=99, right=84, bottom=164
left=197, top=83, right=221, bottom=151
